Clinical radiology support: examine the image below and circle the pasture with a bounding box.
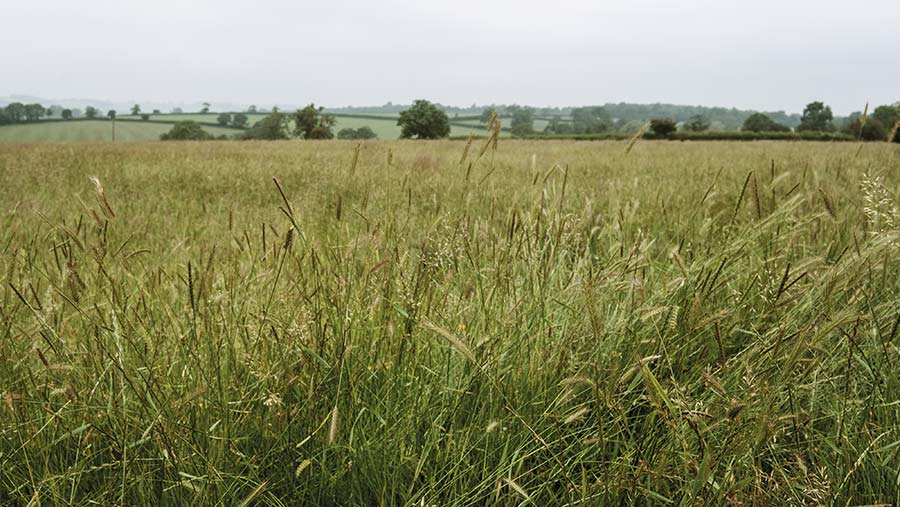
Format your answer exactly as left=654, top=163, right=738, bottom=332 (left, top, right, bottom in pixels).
left=0, top=120, right=240, bottom=143
left=0, top=114, right=493, bottom=142
left=1, top=139, right=899, bottom=505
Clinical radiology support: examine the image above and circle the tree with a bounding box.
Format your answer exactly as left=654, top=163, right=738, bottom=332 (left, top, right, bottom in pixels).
left=85, top=106, right=99, bottom=119
left=844, top=105, right=900, bottom=142
left=232, top=113, right=249, bottom=128
left=293, top=104, right=336, bottom=139
left=843, top=117, right=886, bottom=141
left=397, top=100, right=450, bottom=139
left=248, top=105, right=258, bottom=113
left=871, top=105, right=900, bottom=134
left=131, top=104, right=141, bottom=116
left=480, top=107, right=497, bottom=124
left=45, top=108, right=53, bottom=118
left=742, top=112, right=790, bottom=132
left=62, top=109, right=73, bottom=120
left=571, top=107, right=611, bottom=134
left=649, top=118, right=677, bottom=137
left=141, top=114, right=150, bottom=121
left=171, top=107, right=183, bottom=114
left=337, top=126, right=378, bottom=140
left=684, top=114, right=710, bottom=132
left=152, top=109, right=161, bottom=114
left=200, top=102, right=210, bottom=114
left=5, top=103, right=25, bottom=122
left=240, top=112, right=290, bottom=140
left=509, top=106, right=535, bottom=136
left=24, top=104, right=46, bottom=121
left=160, top=121, right=213, bottom=141
left=797, top=101, right=834, bottom=132
left=544, top=116, right=573, bottom=135
left=217, top=113, right=232, bottom=126
left=107, top=110, right=117, bottom=120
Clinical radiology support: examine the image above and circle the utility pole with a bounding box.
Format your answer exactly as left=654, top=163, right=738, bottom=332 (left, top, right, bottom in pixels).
left=112, top=117, right=116, bottom=141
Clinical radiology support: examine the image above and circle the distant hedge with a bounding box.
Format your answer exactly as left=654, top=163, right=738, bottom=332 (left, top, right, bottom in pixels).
left=664, top=130, right=854, bottom=141
left=450, top=130, right=858, bottom=142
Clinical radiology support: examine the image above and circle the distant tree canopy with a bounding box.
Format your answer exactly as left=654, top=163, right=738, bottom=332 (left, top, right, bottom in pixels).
left=131, top=104, right=141, bottom=116
left=480, top=107, right=497, bottom=124
left=398, top=100, right=450, bottom=139
left=107, top=110, right=116, bottom=120
left=683, top=114, right=710, bottom=132
left=337, top=127, right=378, bottom=140
left=543, top=116, right=573, bottom=135
left=23, top=103, right=46, bottom=121
left=871, top=104, right=899, bottom=125
left=241, top=112, right=290, bottom=140
left=741, top=113, right=790, bottom=132
left=160, top=121, right=213, bottom=141
left=200, top=102, right=210, bottom=114
left=508, top=106, right=534, bottom=136
left=293, top=104, right=336, bottom=139
left=649, top=118, right=677, bottom=137
left=152, top=109, right=161, bottom=115
left=797, top=101, right=834, bottom=132
left=61, top=109, right=73, bottom=120
left=217, top=113, right=232, bottom=126
left=844, top=104, right=900, bottom=142
left=247, top=105, right=258, bottom=113
left=231, top=113, right=249, bottom=128
left=140, top=113, right=150, bottom=121
left=571, top=106, right=611, bottom=134
left=83, top=107, right=98, bottom=119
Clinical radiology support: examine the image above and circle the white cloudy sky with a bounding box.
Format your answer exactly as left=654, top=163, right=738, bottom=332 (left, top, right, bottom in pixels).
left=2, top=0, right=897, bottom=113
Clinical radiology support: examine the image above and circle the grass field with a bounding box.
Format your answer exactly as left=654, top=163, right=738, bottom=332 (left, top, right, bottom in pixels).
left=0, top=120, right=240, bottom=142
left=2, top=139, right=900, bottom=505
left=0, top=114, right=491, bottom=141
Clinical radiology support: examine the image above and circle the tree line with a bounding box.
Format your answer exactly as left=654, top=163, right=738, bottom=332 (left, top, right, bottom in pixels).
left=5, top=98, right=897, bottom=143
left=487, top=100, right=899, bottom=142
left=161, top=101, right=450, bottom=141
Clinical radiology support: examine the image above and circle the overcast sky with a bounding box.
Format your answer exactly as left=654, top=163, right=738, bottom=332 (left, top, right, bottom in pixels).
left=2, top=0, right=897, bottom=114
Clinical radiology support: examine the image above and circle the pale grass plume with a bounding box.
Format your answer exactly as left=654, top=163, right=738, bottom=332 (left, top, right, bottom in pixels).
left=563, top=407, right=591, bottom=425
left=89, top=176, right=115, bottom=219
left=295, top=459, right=312, bottom=478
left=328, top=405, right=339, bottom=445
left=888, top=120, right=900, bottom=143
left=423, top=320, right=477, bottom=365
left=860, top=173, right=899, bottom=239
left=237, top=481, right=268, bottom=507
left=503, top=478, right=533, bottom=503
left=624, top=121, right=651, bottom=155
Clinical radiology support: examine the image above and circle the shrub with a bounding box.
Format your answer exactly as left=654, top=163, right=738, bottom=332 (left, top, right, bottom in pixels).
left=240, top=113, right=290, bottom=140
left=232, top=113, right=249, bottom=129
left=398, top=100, right=450, bottom=139
left=742, top=112, right=790, bottom=132
left=293, top=104, right=335, bottom=139
left=337, top=127, right=378, bottom=140
left=649, top=118, right=677, bottom=137
left=160, top=121, right=213, bottom=141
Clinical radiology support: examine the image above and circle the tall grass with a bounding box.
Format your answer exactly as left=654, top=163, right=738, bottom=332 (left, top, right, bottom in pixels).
left=1, top=140, right=899, bottom=505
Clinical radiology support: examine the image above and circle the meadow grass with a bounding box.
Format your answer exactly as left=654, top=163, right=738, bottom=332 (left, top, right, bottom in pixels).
left=5, top=116, right=489, bottom=142
left=0, top=121, right=240, bottom=143
left=1, top=140, right=899, bottom=505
